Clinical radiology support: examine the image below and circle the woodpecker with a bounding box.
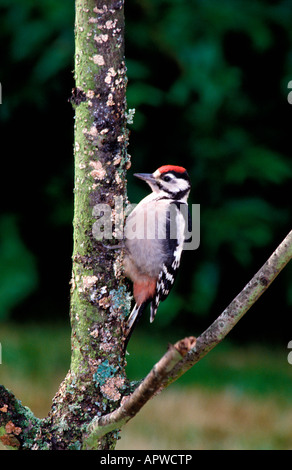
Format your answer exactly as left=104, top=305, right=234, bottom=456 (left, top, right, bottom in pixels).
left=123, top=165, right=191, bottom=346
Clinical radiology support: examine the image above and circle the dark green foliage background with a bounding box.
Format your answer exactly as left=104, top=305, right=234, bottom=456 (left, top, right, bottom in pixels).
left=0, top=0, right=291, bottom=342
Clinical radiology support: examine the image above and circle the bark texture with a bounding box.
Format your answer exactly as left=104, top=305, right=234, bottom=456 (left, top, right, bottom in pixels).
left=56, top=0, right=131, bottom=450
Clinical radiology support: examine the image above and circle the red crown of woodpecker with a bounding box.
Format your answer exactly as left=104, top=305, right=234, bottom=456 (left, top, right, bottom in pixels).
left=157, top=165, right=187, bottom=175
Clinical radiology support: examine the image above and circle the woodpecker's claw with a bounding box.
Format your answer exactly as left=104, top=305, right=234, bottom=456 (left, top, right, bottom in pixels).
left=101, top=241, right=124, bottom=250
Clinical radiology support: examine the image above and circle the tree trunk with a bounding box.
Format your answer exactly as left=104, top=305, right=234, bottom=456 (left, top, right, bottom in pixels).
left=55, top=0, right=130, bottom=450
left=48, top=0, right=130, bottom=449
left=0, top=0, right=130, bottom=450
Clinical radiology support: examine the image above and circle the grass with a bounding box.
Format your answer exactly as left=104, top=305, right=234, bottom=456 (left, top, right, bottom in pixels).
left=0, top=322, right=71, bottom=417
left=1, top=322, right=291, bottom=449
left=116, top=387, right=292, bottom=450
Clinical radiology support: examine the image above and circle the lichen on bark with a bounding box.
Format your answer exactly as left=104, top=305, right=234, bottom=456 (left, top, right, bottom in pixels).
left=40, top=0, right=130, bottom=450
left=68, top=0, right=131, bottom=446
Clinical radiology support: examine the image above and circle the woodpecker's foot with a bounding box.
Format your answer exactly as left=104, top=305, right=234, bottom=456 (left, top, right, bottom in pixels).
left=101, top=241, right=124, bottom=250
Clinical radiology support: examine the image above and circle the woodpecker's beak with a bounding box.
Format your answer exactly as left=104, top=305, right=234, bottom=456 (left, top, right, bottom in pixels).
left=134, top=173, right=156, bottom=184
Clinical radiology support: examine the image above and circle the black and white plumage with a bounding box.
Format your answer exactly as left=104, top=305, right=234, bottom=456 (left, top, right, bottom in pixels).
left=123, top=165, right=191, bottom=347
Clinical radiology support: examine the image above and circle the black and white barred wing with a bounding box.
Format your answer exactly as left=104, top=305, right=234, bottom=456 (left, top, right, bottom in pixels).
left=150, top=251, right=181, bottom=323
left=150, top=201, right=190, bottom=323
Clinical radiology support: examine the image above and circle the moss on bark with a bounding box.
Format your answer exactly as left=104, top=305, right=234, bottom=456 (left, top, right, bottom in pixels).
left=67, top=0, right=130, bottom=449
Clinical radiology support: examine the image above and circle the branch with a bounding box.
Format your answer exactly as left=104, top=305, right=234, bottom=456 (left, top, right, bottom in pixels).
left=85, top=229, right=292, bottom=444
left=167, top=228, right=292, bottom=385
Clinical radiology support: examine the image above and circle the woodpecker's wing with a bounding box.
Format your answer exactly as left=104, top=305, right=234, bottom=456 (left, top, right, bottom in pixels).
left=150, top=260, right=177, bottom=323
left=150, top=201, right=191, bottom=322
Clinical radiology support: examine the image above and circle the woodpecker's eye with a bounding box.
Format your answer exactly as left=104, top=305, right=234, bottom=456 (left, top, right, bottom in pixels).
left=162, top=174, right=171, bottom=182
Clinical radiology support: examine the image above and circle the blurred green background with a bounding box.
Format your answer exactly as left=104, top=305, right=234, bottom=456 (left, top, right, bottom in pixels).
left=0, top=0, right=292, bottom=449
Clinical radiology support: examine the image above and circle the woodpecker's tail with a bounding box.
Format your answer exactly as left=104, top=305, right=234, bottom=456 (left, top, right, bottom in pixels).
left=123, top=302, right=147, bottom=350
